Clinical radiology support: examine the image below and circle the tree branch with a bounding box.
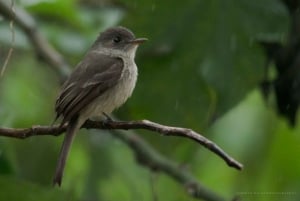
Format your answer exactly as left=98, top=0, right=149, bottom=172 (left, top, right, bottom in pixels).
left=0, top=0, right=71, bottom=80
left=0, top=119, right=241, bottom=201
left=0, top=119, right=243, bottom=170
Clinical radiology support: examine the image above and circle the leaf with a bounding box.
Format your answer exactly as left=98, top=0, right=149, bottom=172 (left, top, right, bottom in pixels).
left=25, top=0, right=84, bottom=30
left=118, top=0, right=289, bottom=130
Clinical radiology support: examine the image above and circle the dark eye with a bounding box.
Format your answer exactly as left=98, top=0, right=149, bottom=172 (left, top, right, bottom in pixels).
left=113, top=36, right=121, bottom=43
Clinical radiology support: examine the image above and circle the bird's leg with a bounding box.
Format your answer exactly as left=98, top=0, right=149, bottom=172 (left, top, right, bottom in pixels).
left=102, top=112, right=113, bottom=122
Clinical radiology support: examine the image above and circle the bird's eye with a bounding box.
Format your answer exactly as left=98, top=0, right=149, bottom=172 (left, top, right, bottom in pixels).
left=113, top=36, right=121, bottom=43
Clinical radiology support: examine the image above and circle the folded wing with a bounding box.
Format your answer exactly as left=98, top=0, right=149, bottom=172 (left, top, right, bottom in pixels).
left=55, top=52, right=123, bottom=125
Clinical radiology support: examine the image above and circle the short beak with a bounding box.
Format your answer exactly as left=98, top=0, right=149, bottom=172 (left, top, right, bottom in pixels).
left=129, top=38, right=148, bottom=45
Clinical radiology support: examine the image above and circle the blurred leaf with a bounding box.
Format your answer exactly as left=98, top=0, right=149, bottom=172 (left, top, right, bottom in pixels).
left=0, top=54, right=57, bottom=127
left=267, top=123, right=300, bottom=181
left=25, top=0, right=84, bottom=30
left=118, top=0, right=289, bottom=129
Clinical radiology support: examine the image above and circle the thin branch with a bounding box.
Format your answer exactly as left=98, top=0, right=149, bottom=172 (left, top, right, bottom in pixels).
left=0, top=119, right=234, bottom=201
left=0, top=119, right=243, bottom=170
left=0, top=0, right=15, bottom=77
left=109, top=120, right=243, bottom=170
left=149, top=172, right=158, bottom=201
left=0, top=0, right=71, bottom=80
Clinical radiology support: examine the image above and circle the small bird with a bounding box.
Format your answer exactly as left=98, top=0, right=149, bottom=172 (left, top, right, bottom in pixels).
left=53, top=26, right=147, bottom=186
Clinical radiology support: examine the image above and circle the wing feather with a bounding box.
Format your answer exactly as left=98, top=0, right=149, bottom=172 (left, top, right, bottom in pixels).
left=55, top=52, right=123, bottom=125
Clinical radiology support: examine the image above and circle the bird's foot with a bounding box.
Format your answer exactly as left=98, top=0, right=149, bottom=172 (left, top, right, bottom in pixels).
left=102, top=112, right=114, bottom=128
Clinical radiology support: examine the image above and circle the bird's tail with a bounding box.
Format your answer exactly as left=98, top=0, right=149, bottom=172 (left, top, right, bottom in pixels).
left=53, top=117, right=81, bottom=186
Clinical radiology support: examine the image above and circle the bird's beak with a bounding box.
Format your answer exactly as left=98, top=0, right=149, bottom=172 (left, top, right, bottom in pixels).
left=129, top=38, right=148, bottom=45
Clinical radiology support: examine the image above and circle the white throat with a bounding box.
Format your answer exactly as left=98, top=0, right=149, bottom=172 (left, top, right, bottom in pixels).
left=91, top=46, right=138, bottom=60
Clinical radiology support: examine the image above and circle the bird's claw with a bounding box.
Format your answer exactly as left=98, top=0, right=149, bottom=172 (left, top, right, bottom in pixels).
left=102, top=112, right=113, bottom=126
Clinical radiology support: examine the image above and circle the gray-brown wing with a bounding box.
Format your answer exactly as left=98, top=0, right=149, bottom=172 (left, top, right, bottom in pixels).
left=55, top=52, right=123, bottom=125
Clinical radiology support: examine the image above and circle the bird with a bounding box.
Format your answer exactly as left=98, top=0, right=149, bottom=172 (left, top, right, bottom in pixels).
left=53, top=26, right=147, bottom=186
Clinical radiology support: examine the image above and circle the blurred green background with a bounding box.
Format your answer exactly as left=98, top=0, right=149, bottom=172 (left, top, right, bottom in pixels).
left=0, top=0, right=299, bottom=201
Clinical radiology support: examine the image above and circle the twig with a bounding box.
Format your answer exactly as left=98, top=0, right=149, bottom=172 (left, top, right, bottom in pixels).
left=0, top=119, right=243, bottom=170
left=0, top=0, right=71, bottom=80
left=0, top=120, right=233, bottom=201
left=0, top=0, right=15, bottom=77
left=90, top=120, right=243, bottom=170
left=149, top=171, right=158, bottom=201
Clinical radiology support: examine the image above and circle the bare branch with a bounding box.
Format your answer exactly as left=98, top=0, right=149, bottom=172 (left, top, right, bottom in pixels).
left=0, top=0, right=71, bottom=80
left=0, top=119, right=243, bottom=170
left=0, top=119, right=236, bottom=201
left=105, top=120, right=243, bottom=170
left=0, top=0, right=15, bottom=77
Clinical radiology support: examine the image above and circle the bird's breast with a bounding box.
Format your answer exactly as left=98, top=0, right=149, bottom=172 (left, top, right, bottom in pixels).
left=83, top=60, right=138, bottom=119
left=114, top=60, right=138, bottom=107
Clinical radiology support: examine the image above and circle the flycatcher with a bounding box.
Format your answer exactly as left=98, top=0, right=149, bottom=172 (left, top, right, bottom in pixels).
left=53, top=26, right=147, bottom=186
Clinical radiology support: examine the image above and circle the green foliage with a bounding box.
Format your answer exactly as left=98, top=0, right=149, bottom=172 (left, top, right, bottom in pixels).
left=26, top=0, right=83, bottom=29
left=0, top=0, right=298, bottom=201
left=0, top=175, right=68, bottom=201
left=0, top=55, right=57, bottom=127
left=120, top=0, right=288, bottom=128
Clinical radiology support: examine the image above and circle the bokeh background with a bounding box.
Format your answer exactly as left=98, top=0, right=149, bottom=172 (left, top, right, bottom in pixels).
left=0, top=0, right=300, bottom=201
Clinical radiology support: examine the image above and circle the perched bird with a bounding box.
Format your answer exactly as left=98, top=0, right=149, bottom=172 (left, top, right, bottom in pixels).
left=53, top=26, right=147, bottom=186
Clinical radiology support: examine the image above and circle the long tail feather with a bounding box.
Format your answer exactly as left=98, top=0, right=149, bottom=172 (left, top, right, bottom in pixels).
left=53, top=117, right=81, bottom=186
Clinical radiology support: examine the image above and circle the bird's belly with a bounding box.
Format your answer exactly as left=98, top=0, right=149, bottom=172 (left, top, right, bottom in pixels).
left=82, top=64, right=137, bottom=119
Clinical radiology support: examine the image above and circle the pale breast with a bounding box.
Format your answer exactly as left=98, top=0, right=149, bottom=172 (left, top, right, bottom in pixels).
left=81, top=60, right=138, bottom=119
